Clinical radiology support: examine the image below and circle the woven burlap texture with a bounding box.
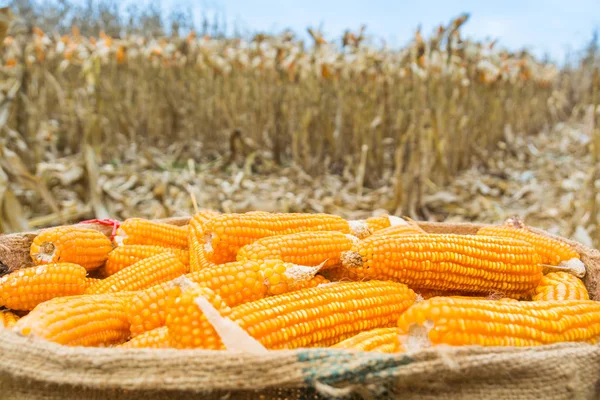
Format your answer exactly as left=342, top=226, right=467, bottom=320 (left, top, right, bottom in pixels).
left=0, top=218, right=599, bottom=399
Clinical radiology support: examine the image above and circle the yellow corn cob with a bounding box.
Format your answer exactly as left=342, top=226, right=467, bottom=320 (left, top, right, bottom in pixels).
left=341, top=234, right=543, bottom=297
left=532, top=272, right=589, bottom=301
left=128, top=282, right=172, bottom=337
left=85, top=253, right=188, bottom=294
left=201, top=212, right=351, bottom=264
left=0, top=310, right=20, bottom=328
left=118, top=326, right=170, bottom=349
left=365, top=215, right=393, bottom=232
left=371, top=223, right=426, bottom=237
left=288, top=275, right=331, bottom=292
left=332, top=327, right=401, bottom=353
left=166, top=285, right=232, bottom=349
left=114, top=218, right=188, bottom=249
left=165, top=280, right=415, bottom=350
left=30, top=226, right=112, bottom=271
left=397, top=297, right=600, bottom=349
left=188, top=212, right=216, bottom=272
left=192, top=209, right=221, bottom=223
left=85, top=277, right=101, bottom=288
left=0, top=263, right=88, bottom=310
left=228, top=280, right=416, bottom=349
left=477, top=222, right=583, bottom=275
left=127, top=260, right=321, bottom=336
left=103, top=245, right=189, bottom=276
left=236, top=231, right=358, bottom=269
left=13, top=293, right=133, bottom=347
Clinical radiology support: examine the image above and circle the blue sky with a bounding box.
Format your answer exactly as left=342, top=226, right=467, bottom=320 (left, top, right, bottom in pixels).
left=49, top=0, right=600, bottom=61
left=181, top=0, right=599, bottom=62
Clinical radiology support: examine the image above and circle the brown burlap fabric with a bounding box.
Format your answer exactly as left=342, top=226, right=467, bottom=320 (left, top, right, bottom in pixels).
left=1, top=219, right=599, bottom=399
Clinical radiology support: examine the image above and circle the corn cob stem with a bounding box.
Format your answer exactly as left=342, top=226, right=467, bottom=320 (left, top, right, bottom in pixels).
left=236, top=231, right=358, bottom=269
left=532, top=272, right=589, bottom=301
left=30, top=226, right=113, bottom=271
left=397, top=297, right=600, bottom=350
left=0, top=263, right=88, bottom=310
left=341, top=234, right=543, bottom=297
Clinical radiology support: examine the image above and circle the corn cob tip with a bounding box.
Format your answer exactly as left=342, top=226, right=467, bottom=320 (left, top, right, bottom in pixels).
left=340, top=251, right=363, bottom=269
left=169, top=275, right=196, bottom=290
left=347, top=220, right=371, bottom=239
left=284, top=262, right=324, bottom=286
left=113, top=230, right=127, bottom=246
left=191, top=288, right=267, bottom=354
left=388, top=216, right=408, bottom=226
left=33, top=242, right=56, bottom=263
left=345, top=234, right=361, bottom=246
left=542, top=258, right=586, bottom=278
left=504, top=216, right=526, bottom=229
left=400, top=320, right=434, bottom=353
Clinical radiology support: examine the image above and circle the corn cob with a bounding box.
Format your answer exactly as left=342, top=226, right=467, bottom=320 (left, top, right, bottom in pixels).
left=118, top=326, right=170, bottom=349
left=127, top=260, right=322, bottom=336
left=0, top=310, right=20, bottom=328
left=188, top=213, right=216, bottom=272
left=341, top=234, right=543, bottom=297
left=201, top=212, right=351, bottom=264
left=371, top=223, right=426, bottom=237
left=236, top=231, right=358, bottom=269
left=225, top=281, right=416, bottom=349
left=397, top=297, right=600, bottom=349
left=166, top=284, right=232, bottom=349
left=103, top=245, right=189, bottom=276
left=85, top=277, right=101, bottom=287
left=332, top=327, right=401, bottom=353
left=0, top=263, right=88, bottom=310
left=289, top=275, right=331, bottom=292
left=13, top=293, right=133, bottom=347
left=477, top=221, right=584, bottom=277
left=365, top=215, right=393, bottom=232
left=128, top=282, right=173, bottom=337
left=114, top=218, right=188, bottom=249
left=532, top=272, right=589, bottom=301
left=30, top=226, right=112, bottom=271
left=191, top=209, right=221, bottom=223
left=85, top=253, right=188, bottom=294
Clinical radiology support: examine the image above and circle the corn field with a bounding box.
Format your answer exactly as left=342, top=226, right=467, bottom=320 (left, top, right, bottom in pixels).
left=0, top=10, right=597, bottom=240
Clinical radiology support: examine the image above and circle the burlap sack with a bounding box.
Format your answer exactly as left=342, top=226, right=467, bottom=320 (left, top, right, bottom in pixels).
left=1, top=219, right=599, bottom=400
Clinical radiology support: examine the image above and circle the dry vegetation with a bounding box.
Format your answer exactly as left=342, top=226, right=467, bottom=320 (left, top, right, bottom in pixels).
left=0, top=1, right=598, bottom=246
